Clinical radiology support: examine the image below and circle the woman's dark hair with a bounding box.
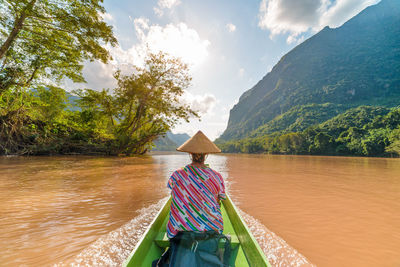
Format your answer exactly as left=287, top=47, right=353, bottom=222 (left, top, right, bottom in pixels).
left=191, top=153, right=206, bottom=163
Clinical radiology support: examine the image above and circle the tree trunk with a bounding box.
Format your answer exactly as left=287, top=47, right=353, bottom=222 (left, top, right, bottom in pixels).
left=24, top=65, right=39, bottom=86
left=0, top=0, right=37, bottom=59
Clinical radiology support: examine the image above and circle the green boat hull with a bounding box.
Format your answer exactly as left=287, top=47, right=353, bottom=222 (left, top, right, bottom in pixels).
left=123, top=195, right=271, bottom=267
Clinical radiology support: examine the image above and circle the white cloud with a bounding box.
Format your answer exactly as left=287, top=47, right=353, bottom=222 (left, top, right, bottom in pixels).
left=100, top=12, right=114, bottom=22
left=181, top=91, right=217, bottom=116
left=238, top=68, right=245, bottom=77
left=226, top=23, right=236, bottom=33
left=258, top=0, right=380, bottom=44
left=69, top=18, right=210, bottom=90
left=286, top=34, right=305, bottom=44
left=82, top=62, right=116, bottom=89
left=319, top=0, right=379, bottom=27
left=172, top=105, right=228, bottom=140
left=135, top=19, right=210, bottom=67
left=154, top=8, right=163, bottom=17
left=63, top=60, right=117, bottom=91
left=101, top=18, right=210, bottom=73
left=154, top=0, right=181, bottom=16
left=159, top=0, right=181, bottom=9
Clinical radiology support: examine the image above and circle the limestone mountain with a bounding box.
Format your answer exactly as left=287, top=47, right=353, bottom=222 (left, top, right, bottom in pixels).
left=218, top=0, right=400, bottom=142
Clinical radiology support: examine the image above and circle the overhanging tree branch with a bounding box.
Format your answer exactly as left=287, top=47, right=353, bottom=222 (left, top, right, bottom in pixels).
left=0, top=0, right=37, bottom=59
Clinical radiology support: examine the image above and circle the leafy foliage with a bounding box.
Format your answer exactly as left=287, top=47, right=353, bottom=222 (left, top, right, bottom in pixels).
left=385, top=128, right=400, bottom=155
left=0, top=1, right=199, bottom=156
left=248, top=103, right=347, bottom=138
left=74, top=53, right=197, bottom=155
left=217, top=106, right=400, bottom=157
left=0, top=0, right=120, bottom=155
left=0, top=0, right=117, bottom=95
left=0, top=52, right=198, bottom=155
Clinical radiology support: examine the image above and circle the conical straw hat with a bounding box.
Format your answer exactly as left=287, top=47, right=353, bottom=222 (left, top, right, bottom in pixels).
left=177, top=130, right=221, bottom=153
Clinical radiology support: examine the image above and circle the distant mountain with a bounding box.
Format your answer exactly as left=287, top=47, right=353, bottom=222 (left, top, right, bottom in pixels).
left=66, top=92, right=80, bottom=111
left=152, top=131, right=190, bottom=151
left=218, top=0, right=400, bottom=142
left=166, top=132, right=190, bottom=146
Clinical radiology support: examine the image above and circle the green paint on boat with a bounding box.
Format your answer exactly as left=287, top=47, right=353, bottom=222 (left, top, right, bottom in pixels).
left=123, top=195, right=271, bottom=267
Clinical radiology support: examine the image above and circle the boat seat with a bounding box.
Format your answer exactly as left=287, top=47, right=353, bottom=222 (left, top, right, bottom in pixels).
left=154, top=232, right=240, bottom=249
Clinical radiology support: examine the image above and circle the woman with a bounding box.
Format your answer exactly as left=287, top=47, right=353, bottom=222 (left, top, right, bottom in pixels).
left=166, top=130, right=226, bottom=239
left=152, top=131, right=230, bottom=267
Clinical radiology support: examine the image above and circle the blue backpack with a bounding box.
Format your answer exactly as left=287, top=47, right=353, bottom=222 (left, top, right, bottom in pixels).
left=152, top=231, right=232, bottom=267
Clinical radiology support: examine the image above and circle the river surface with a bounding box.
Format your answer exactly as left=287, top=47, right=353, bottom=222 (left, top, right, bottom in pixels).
left=0, top=153, right=399, bottom=267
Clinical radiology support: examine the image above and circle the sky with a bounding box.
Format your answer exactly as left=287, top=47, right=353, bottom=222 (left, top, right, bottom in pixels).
left=69, top=0, right=380, bottom=140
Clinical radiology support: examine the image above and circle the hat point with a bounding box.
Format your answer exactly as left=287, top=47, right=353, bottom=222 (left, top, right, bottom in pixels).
left=176, top=130, right=221, bottom=154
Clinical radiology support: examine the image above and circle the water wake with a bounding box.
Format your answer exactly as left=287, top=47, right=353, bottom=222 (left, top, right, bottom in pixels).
left=56, top=198, right=169, bottom=267
left=57, top=198, right=314, bottom=267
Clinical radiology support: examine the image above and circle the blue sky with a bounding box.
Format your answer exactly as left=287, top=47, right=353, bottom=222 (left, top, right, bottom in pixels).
left=73, top=0, right=380, bottom=140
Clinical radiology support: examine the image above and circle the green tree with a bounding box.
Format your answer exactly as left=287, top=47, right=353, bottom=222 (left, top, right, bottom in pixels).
left=0, top=0, right=117, bottom=155
left=361, top=128, right=389, bottom=156
left=31, top=86, right=67, bottom=122
left=309, top=132, right=335, bottom=154
left=385, top=127, right=400, bottom=156
left=241, top=138, right=263, bottom=153
left=76, top=52, right=199, bottom=155
left=277, top=134, right=292, bottom=154
left=288, top=132, right=307, bottom=153
left=382, top=109, right=400, bottom=130
left=0, top=0, right=117, bottom=94
left=336, top=127, right=365, bottom=155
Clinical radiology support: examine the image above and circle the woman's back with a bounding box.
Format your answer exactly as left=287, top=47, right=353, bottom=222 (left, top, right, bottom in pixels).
left=167, top=164, right=226, bottom=238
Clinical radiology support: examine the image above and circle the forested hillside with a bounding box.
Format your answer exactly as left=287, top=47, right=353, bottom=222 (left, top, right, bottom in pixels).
left=218, top=0, right=400, bottom=143
left=218, top=106, right=400, bottom=157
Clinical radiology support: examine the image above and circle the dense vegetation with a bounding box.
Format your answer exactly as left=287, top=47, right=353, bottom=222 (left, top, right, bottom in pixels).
left=0, top=0, right=197, bottom=155
left=219, top=0, right=400, bottom=141
left=0, top=53, right=197, bottom=155
left=217, top=106, right=400, bottom=157
left=248, top=103, right=347, bottom=137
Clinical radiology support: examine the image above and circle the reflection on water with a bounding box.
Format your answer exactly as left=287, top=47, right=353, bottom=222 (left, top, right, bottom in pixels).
left=0, top=153, right=399, bottom=266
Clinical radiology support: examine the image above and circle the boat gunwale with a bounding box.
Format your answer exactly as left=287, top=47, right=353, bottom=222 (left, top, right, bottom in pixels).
left=123, top=195, right=271, bottom=266
left=223, top=195, right=271, bottom=267
left=122, top=197, right=171, bottom=266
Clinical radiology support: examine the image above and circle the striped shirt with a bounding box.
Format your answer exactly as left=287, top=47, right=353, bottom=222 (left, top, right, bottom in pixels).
left=166, top=164, right=226, bottom=238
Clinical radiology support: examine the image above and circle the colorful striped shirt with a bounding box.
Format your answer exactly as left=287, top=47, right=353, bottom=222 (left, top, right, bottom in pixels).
left=166, top=164, right=226, bottom=238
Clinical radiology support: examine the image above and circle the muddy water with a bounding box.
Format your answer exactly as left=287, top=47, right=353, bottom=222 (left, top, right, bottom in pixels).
left=0, top=154, right=399, bottom=266
left=225, top=154, right=400, bottom=267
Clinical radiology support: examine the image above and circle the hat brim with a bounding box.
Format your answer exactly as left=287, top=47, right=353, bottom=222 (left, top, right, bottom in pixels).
left=176, top=131, right=221, bottom=154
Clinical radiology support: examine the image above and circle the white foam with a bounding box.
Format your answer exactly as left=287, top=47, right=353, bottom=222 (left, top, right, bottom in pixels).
left=56, top=197, right=315, bottom=267
left=55, top=198, right=168, bottom=267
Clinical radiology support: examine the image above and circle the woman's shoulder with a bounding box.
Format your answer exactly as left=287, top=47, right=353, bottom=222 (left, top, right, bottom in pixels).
left=172, top=166, right=190, bottom=176
left=204, top=167, right=222, bottom=178
left=175, top=165, right=222, bottom=179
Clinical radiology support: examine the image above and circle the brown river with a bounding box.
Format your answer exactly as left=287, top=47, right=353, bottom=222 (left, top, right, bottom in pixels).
left=0, top=153, right=399, bottom=267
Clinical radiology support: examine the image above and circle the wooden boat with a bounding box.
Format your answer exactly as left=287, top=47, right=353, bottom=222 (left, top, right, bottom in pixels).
left=123, top=195, right=271, bottom=267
